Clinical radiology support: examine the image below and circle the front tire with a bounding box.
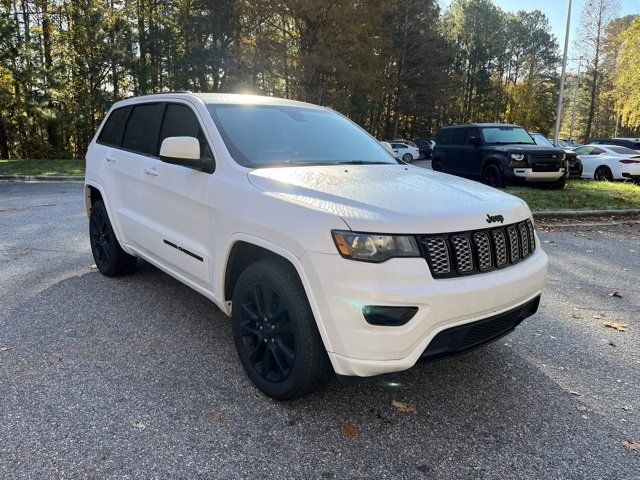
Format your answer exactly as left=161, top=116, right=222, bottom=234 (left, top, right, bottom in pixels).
left=89, top=200, right=137, bottom=276
left=482, top=164, right=504, bottom=188
left=402, top=153, right=413, bottom=163
left=231, top=259, right=332, bottom=400
left=594, top=166, right=613, bottom=182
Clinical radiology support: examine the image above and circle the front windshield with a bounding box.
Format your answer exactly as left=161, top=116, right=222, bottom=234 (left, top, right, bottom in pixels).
left=481, top=126, right=535, bottom=145
left=531, top=133, right=554, bottom=147
left=206, top=104, right=397, bottom=167
left=609, top=146, right=638, bottom=155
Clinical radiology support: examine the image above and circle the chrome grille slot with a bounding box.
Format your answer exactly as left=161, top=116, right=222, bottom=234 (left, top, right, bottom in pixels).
left=473, top=232, right=492, bottom=271
left=507, top=226, right=520, bottom=262
left=421, top=219, right=536, bottom=279
left=518, top=222, right=530, bottom=257
left=424, top=237, right=450, bottom=275
left=451, top=235, right=473, bottom=273
left=492, top=229, right=508, bottom=267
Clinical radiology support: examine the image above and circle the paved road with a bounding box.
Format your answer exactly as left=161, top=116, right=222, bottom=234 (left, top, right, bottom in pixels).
left=1, top=182, right=638, bottom=479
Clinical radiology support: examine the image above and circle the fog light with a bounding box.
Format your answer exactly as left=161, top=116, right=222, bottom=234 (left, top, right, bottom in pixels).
left=362, top=306, right=418, bottom=326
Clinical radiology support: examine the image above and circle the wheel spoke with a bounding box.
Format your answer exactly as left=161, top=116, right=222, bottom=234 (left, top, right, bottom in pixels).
left=252, top=285, right=266, bottom=317
left=241, top=322, right=262, bottom=339
left=241, top=303, right=259, bottom=322
left=270, top=344, right=288, bottom=375
left=275, top=338, right=294, bottom=364
left=262, top=345, right=274, bottom=376
left=249, top=340, right=266, bottom=363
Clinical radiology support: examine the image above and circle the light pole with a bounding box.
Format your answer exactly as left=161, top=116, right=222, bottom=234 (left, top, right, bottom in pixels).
left=553, top=0, right=572, bottom=145
left=568, top=56, right=583, bottom=143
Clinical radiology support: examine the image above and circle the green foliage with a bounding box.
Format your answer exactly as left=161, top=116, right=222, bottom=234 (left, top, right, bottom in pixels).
left=505, top=180, right=640, bottom=211
left=0, top=0, right=566, bottom=159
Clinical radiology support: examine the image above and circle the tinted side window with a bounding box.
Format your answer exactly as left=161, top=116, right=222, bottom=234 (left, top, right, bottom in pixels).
left=465, top=127, right=480, bottom=143
left=452, top=128, right=466, bottom=145
left=437, top=129, right=453, bottom=145
left=591, top=147, right=604, bottom=155
left=122, top=103, right=163, bottom=156
left=159, top=103, right=213, bottom=159
left=97, top=106, right=131, bottom=147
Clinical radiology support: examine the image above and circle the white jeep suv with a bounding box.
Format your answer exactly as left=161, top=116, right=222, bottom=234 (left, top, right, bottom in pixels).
left=85, top=93, right=548, bottom=399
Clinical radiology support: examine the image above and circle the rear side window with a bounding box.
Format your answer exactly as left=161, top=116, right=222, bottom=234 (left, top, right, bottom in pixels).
left=452, top=129, right=466, bottom=145
left=97, top=106, right=131, bottom=147
left=122, top=103, right=163, bottom=156
left=437, top=129, right=453, bottom=145
left=159, top=104, right=214, bottom=159
left=465, top=128, right=479, bottom=143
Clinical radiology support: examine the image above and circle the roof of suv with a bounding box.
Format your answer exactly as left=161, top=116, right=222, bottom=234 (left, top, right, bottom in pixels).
left=439, top=123, right=521, bottom=129
left=121, top=92, right=321, bottom=109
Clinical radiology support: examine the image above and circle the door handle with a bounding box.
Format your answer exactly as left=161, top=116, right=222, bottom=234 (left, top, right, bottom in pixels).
left=105, top=156, right=116, bottom=163
left=143, top=167, right=158, bottom=176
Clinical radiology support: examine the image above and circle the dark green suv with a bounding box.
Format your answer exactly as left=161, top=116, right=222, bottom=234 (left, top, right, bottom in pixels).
left=432, top=123, right=569, bottom=188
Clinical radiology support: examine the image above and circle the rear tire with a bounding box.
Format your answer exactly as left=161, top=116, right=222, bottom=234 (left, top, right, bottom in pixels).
left=482, top=164, right=504, bottom=188
left=89, top=200, right=137, bottom=276
left=231, top=259, right=332, bottom=400
left=594, top=166, right=613, bottom=182
left=402, top=153, right=413, bottom=163
left=432, top=159, right=444, bottom=172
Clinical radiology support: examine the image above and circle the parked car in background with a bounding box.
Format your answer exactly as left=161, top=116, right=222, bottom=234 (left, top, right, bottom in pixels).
left=587, top=138, right=640, bottom=152
left=574, top=144, right=640, bottom=182
left=84, top=92, right=549, bottom=399
left=432, top=123, right=568, bottom=188
left=529, top=132, right=582, bottom=178
left=390, top=139, right=417, bottom=147
left=415, top=139, right=436, bottom=159
left=557, top=138, right=581, bottom=148
left=389, top=142, right=420, bottom=162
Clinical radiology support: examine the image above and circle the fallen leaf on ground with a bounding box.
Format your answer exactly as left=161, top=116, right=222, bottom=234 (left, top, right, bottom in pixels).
left=608, top=340, right=617, bottom=347
left=610, top=291, right=623, bottom=298
left=132, top=422, right=146, bottom=430
left=569, top=391, right=580, bottom=396
left=572, top=314, right=582, bottom=319
left=592, top=313, right=605, bottom=319
left=340, top=423, right=359, bottom=438
left=622, top=405, right=631, bottom=411
left=89, top=264, right=97, bottom=269
left=623, top=440, right=640, bottom=453
left=211, top=414, right=225, bottom=423
left=576, top=404, right=587, bottom=412
left=0, top=347, right=11, bottom=352
left=391, top=400, right=417, bottom=413
left=604, top=322, right=628, bottom=332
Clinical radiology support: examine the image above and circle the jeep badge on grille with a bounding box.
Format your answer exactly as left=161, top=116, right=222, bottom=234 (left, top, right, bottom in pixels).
left=486, top=214, right=504, bottom=224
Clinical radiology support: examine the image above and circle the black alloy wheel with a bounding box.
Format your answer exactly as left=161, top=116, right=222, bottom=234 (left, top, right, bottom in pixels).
left=483, top=164, right=504, bottom=188
left=90, top=207, right=111, bottom=271
left=88, top=200, right=137, bottom=276
left=594, top=166, right=614, bottom=182
left=237, top=282, right=295, bottom=383
left=231, top=259, right=331, bottom=399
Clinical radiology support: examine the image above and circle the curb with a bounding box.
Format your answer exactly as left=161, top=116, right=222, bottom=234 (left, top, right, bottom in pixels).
left=533, top=208, right=640, bottom=219
left=0, top=174, right=84, bottom=182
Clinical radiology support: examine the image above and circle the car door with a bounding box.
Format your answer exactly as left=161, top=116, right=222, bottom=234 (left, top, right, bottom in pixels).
left=138, top=101, right=214, bottom=287
left=98, top=104, right=160, bottom=249
left=574, top=146, right=598, bottom=177
left=458, top=127, right=482, bottom=176
left=447, top=128, right=467, bottom=175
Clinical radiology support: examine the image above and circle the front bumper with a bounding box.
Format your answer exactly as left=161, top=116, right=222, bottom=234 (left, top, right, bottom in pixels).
left=301, top=241, right=548, bottom=377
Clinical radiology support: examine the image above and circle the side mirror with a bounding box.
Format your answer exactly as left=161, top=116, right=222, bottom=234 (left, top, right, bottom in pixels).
left=468, top=136, right=480, bottom=146
left=159, top=136, right=213, bottom=173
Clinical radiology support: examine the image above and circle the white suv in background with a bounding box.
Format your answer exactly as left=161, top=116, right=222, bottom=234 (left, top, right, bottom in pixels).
left=85, top=93, right=548, bottom=399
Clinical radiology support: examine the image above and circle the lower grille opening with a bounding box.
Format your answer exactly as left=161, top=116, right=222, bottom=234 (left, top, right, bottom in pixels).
left=420, top=296, right=540, bottom=363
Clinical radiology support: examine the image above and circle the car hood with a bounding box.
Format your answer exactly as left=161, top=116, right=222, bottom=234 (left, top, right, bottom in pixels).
left=489, top=144, right=566, bottom=156
left=247, top=164, right=531, bottom=233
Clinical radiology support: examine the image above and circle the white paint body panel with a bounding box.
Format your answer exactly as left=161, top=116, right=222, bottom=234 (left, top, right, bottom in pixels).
left=85, top=93, right=548, bottom=378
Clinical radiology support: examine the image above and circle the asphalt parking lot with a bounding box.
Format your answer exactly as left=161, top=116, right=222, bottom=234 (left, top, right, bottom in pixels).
left=1, top=181, right=639, bottom=479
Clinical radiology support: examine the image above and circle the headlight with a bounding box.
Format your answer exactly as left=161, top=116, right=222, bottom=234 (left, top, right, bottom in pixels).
left=509, top=153, right=525, bottom=161
left=331, top=230, right=420, bottom=263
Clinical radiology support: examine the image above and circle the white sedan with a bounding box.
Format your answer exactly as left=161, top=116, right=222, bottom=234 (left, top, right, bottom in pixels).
left=574, top=144, right=640, bottom=182
left=389, top=142, right=420, bottom=162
